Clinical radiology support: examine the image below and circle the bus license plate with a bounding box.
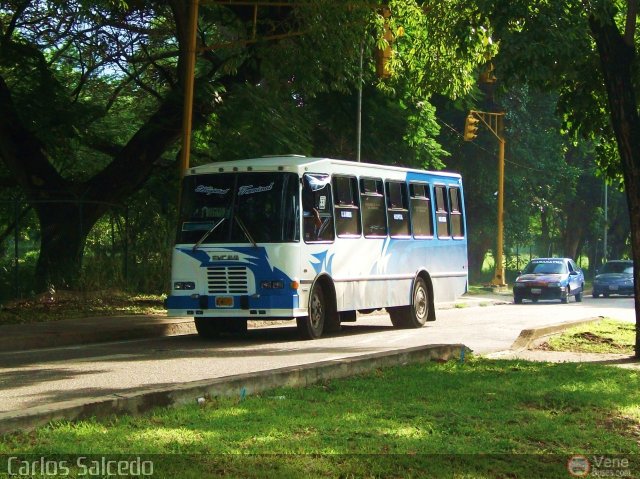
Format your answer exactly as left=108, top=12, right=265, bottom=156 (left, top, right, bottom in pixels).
left=531, top=288, right=542, bottom=294
left=216, top=296, right=234, bottom=308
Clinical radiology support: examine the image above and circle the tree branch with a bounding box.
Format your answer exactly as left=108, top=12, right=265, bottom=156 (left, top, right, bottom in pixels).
left=0, top=75, right=70, bottom=198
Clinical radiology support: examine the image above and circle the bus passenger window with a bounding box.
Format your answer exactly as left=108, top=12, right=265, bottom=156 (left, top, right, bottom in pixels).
left=333, top=176, right=361, bottom=237
left=449, top=187, right=464, bottom=238
left=303, top=174, right=335, bottom=242
left=434, top=186, right=450, bottom=238
left=410, top=183, right=433, bottom=238
left=385, top=181, right=410, bottom=238
left=360, top=178, right=387, bottom=237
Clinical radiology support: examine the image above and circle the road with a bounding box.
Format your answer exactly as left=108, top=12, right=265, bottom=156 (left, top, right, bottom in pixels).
left=0, top=296, right=635, bottom=417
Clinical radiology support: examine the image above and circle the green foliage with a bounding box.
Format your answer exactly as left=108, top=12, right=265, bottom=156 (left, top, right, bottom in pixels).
left=385, top=0, right=495, bottom=99
left=481, top=0, right=638, bottom=178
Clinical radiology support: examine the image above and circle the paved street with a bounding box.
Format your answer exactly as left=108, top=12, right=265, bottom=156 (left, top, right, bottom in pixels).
left=0, top=296, right=634, bottom=418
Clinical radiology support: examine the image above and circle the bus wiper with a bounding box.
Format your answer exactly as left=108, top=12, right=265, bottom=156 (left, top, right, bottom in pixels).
left=192, top=217, right=226, bottom=252
left=234, top=214, right=258, bottom=248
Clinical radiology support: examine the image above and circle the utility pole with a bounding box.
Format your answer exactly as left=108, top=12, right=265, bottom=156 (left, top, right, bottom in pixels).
left=179, top=0, right=199, bottom=178
left=464, top=110, right=507, bottom=288
left=604, top=181, right=608, bottom=263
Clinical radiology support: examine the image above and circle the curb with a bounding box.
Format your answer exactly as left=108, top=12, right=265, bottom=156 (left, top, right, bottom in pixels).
left=0, top=343, right=470, bottom=435
left=0, top=317, right=196, bottom=352
left=510, top=317, right=602, bottom=350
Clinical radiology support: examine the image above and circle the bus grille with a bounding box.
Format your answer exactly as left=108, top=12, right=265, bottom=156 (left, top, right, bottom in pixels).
left=207, top=266, right=250, bottom=294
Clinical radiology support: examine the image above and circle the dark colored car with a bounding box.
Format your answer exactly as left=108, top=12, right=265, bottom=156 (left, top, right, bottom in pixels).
left=513, top=257, right=585, bottom=304
left=592, top=260, right=634, bottom=298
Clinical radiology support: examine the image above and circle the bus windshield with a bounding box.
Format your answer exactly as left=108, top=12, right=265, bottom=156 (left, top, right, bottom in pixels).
left=178, top=172, right=300, bottom=244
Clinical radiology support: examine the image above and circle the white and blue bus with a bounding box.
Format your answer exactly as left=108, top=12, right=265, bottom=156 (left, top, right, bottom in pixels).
left=166, top=155, right=468, bottom=339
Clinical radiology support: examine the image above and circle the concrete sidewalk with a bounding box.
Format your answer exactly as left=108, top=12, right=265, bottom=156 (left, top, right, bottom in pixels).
left=0, top=292, right=512, bottom=353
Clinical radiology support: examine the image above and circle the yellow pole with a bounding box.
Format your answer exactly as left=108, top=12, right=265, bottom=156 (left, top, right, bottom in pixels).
left=492, top=119, right=506, bottom=287
left=179, top=0, right=199, bottom=178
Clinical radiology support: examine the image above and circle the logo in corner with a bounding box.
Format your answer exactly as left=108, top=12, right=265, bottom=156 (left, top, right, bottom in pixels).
left=567, top=455, right=591, bottom=477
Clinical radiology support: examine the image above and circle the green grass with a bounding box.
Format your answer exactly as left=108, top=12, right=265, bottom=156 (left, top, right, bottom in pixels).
left=1, top=358, right=639, bottom=478
left=545, top=319, right=635, bottom=354
left=0, top=291, right=165, bottom=326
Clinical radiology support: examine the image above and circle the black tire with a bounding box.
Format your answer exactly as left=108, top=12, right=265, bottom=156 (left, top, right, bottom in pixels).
left=297, top=284, right=326, bottom=339
left=593, top=291, right=600, bottom=298
left=532, top=298, right=539, bottom=303
left=575, top=289, right=583, bottom=302
left=389, top=277, right=429, bottom=329
left=603, top=292, right=610, bottom=298
left=194, top=317, right=247, bottom=339
left=514, top=296, right=523, bottom=304
left=561, top=288, right=570, bottom=304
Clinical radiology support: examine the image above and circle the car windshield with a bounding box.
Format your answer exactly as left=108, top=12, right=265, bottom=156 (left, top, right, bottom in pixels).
left=601, top=262, right=633, bottom=274
left=522, top=261, right=567, bottom=275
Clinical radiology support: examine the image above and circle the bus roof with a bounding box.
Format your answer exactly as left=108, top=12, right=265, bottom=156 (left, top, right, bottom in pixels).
left=186, top=155, right=462, bottom=180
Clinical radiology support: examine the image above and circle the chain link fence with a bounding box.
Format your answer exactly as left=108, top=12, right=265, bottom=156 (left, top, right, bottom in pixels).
left=0, top=198, right=175, bottom=302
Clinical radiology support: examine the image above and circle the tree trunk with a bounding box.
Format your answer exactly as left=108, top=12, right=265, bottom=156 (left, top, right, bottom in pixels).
left=33, top=200, right=105, bottom=291
left=540, top=209, right=552, bottom=256
left=590, top=16, right=640, bottom=358
left=468, top=237, right=492, bottom=282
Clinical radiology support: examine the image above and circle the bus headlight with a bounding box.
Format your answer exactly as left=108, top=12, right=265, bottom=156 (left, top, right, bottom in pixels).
left=174, top=281, right=195, bottom=290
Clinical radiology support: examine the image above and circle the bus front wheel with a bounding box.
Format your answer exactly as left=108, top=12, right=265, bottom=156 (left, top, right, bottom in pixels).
left=297, top=285, right=326, bottom=339
left=389, top=277, right=429, bottom=329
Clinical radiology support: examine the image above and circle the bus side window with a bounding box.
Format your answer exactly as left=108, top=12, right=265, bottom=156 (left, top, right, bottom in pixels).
left=360, top=178, right=387, bottom=237
left=385, top=181, right=410, bottom=238
left=449, top=187, right=464, bottom=238
left=303, top=174, right=335, bottom=243
left=409, top=182, right=433, bottom=238
left=333, top=176, right=361, bottom=238
left=434, top=186, right=450, bottom=238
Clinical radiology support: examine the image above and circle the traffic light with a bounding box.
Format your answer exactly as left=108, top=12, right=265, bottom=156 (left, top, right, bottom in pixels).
left=463, top=114, right=479, bottom=141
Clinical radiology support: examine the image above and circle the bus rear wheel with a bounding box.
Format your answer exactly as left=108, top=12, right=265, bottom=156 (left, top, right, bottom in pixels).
left=297, top=285, right=326, bottom=339
left=389, top=277, right=429, bottom=329
left=195, top=317, right=247, bottom=339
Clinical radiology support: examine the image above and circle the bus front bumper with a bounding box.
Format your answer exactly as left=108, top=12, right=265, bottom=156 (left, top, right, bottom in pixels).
left=165, top=294, right=303, bottom=318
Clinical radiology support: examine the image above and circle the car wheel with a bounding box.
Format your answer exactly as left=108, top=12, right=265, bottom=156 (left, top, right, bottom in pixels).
left=514, top=295, right=523, bottom=304
left=575, top=290, right=583, bottom=302
left=532, top=297, right=539, bottom=303
left=593, top=291, right=600, bottom=298
left=561, top=288, right=570, bottom=304
left=603, top=292, right=610, bottom=298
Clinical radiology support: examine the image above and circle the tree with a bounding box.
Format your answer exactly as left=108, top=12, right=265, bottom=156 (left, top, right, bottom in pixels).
left=1, top=0, right=490, bottom=292
left=481, top=0, right=640, bottom=355
left=0, top=1, right=371, bottom=290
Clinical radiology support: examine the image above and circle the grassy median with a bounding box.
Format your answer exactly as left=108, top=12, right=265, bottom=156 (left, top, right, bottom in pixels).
left=1, top=357, right=639, bottom=478
left=542, top=319, right=635, bottom=354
